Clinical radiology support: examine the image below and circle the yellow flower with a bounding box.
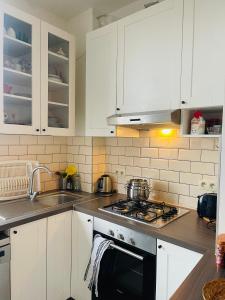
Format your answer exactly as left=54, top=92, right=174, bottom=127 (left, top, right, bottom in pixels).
left=65, top=165, right=77, bottom=176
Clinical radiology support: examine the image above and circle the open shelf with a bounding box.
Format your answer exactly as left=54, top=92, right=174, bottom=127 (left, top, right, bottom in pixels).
left=4, top=93, right=32, bottom=102
left=181, top=107, right=223, bottom=137
left=48, top=79, right=68, bottom=88
left=4, top=67, right=32, bottom=88
left=48, top=50, right=68, bottom=63
left=4, top=35, right=31, bottom=57
left=4, top=67, right=32, bottom=87
left=48, top=101, right=68, bottom=107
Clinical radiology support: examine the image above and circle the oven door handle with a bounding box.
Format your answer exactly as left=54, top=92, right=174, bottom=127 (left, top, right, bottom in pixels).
left=110, top=244, right=144, bottom=261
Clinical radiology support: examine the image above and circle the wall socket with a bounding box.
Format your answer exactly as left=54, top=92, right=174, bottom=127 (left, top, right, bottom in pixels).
left=199, top=180, right=217, bottom=193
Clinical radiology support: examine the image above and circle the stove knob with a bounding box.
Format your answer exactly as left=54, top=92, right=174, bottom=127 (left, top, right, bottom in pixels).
left=118, top=234, right=124, bottom=241
left=172, top=208, right=178, bottom=214
left=130, top=238, right=135, bottom=246
left=109, top=230, right=115, bottom=237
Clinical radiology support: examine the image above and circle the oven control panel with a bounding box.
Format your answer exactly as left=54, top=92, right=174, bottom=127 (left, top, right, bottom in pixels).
left=94, top=217, right=156, bottom=255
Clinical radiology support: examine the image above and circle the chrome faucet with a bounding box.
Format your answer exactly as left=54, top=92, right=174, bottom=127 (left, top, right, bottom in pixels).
left=28, top=166, right=52, bottom=201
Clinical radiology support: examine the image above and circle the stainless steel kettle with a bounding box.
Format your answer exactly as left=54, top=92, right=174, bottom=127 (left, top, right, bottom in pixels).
left=96, top=175, right=112, bottom=194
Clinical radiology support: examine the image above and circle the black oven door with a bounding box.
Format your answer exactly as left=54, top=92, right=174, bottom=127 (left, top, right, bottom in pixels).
left=92, top=232, right=156, bottom=300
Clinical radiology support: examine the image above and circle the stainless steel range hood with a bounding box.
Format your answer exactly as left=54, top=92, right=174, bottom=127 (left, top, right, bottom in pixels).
left=107, top=110, right=181, bottom=130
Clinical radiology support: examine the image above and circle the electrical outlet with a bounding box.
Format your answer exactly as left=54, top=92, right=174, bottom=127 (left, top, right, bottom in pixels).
left=199, top=180, right=217, bottom=193
left=208, top=181, right=217, bottom=193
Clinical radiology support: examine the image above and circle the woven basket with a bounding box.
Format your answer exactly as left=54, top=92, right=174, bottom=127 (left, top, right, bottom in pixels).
left=203, top=279, right=225, bottom=300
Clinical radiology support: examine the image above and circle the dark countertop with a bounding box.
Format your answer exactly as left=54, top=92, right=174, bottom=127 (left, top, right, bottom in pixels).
left=75, top=193, right=215, bottom=253
left=0, top=190, right=98, bottom=231
left=0, top=191, right=222, bottom=299
left=74, top=193, right=224, bottom=300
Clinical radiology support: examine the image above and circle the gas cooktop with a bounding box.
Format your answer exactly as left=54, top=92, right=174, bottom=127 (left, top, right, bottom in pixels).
left=99, top=199, right=189, bottom=228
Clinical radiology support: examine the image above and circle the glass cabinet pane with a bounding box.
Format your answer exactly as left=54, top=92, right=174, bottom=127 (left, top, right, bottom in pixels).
left=48, top=33, right=69, bottom=129
left=3, top=14, right=32, bottom=126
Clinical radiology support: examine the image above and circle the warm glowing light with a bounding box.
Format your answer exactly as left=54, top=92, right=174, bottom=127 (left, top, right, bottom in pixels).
left=161, top=129, right=173, bottom=136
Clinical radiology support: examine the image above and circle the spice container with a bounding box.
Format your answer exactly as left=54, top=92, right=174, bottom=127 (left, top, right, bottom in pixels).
left=191, top=111, right=206, bottom=135
left=216, top=234, right=225, bottom=268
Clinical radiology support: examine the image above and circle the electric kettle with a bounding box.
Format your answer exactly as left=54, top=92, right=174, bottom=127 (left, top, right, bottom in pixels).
left=96, top=175, right=112, bottom=195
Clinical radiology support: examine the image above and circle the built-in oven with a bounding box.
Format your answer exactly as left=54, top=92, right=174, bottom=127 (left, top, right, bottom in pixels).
left=93, top=218, right=156, bottom=300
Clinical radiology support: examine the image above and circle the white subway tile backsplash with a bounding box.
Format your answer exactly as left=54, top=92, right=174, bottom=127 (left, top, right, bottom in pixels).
left=0, top=146, right=8, bottom=155
left=190, top=138, right=214, bottom=150
left=118, top=138, right=133, bottom=147
left=141, top=148, right=158, bottom=158
left=28, top=145, right=45, bottom=155
left=0, top=135, right=19, bottom=145
left=133, top=157, right=150, bottom=168
left=191, top=162, right=214, bottom=175
left=125, top=147, right=140, bottom=157
left=160, top=170, right=179, bottom=183
left=111, top=147, right=125, bottom=156
left=126, top=166, right=142, bottom=177
left=142, top=168, right=159, bottom=179
left=179, top=149, right=201, bottom=161
left=179, top=195, right=198, bottom=209
left=119, top=156, right=133, bottom=166
left=180, top=172, right=202, bottom=186
left=159, top=149, right=178, bottom=160
left=201, top=150, right=219, bottom=163
left=20, top=135, right=38, bottom=145
left=169, top=182, right=189, bottom=196
left=132, top=137, right=149, bottom=148
left=38, top=136, right=54, bottom=144
left=9, top=145, right=27, bottom=156
left=169, top=160, right=191, bottom=172
left=151, top=159, right=168, bottom=170
left=0, top=134, right=219, bottom=207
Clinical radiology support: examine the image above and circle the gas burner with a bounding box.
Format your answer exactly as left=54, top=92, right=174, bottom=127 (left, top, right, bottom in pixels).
left=112, top=200, right=135, bottom=214
left=99, top=198, right=189, bottom=228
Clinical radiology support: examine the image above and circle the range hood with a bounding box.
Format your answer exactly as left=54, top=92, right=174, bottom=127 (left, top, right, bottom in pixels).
left=107, top=110, right=181, bottom=130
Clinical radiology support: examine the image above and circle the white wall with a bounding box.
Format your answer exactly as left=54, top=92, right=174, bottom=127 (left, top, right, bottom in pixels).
left=0, top=0, right=67, bottom=29
left=67, top=8, right=95, bottom=59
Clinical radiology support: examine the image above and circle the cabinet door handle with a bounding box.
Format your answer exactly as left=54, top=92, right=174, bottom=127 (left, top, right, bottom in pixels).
left=36, top=129, right=40, bottom=132
left=13, top=230, right=17, bottom=234
left=42, top=129, right=46, bottom=132
left=110, top=131, right=114, bottom=134
left=158, top=245, right=162, bottom=249
left=87, top=219, right=92, bottom=223
left=181, top=100, right=187, bottom=105
left=116, top=108, right=120, bottom=111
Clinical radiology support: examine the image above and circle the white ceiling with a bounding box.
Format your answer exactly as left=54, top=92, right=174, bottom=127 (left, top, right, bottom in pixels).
left=26, top=0, right=138, bottom=19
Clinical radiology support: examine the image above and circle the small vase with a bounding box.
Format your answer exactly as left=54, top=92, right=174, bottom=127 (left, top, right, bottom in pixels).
left=59, top=177, right=67, bottom=190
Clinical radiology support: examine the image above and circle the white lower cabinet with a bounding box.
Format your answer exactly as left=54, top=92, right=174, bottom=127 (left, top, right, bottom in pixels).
left=10, top=219, right=47, bottom=300
left=71, top=211, right=93, bottom=300
left=156, top=239, right=203, bottom=300
left=11, top=212, right=72, bottom=300
left=47, top=211, right=72, bottom=300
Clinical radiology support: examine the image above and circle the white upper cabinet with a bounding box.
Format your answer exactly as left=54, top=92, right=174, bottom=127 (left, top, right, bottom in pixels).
left=0, top=4, right=41, bottom=134
left=181, top=0, right=225, bottom=108
left=86, top=23, right=117, bottom=136
left=0, top=4, right=75, bottom=136
left=117, top=0, right=183, bottom=114
left=41, top=22, right=75, bottom=136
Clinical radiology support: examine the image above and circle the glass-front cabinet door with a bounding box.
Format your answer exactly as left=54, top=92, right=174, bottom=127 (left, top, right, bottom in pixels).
left=41, top=22, right=75, bottom=136
left=0, top=4, right=40, bottom=134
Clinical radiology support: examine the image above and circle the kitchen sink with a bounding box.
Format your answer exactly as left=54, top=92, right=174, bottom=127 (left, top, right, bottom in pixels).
left=36, top=191, right=82, bottom=206
left=0, top=191, right=82, bottom=222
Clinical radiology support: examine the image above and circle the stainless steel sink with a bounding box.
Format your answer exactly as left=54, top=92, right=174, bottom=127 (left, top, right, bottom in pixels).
left=0, top=191, right=82, bottom=222
left=37, top=191, right=82, bottom=206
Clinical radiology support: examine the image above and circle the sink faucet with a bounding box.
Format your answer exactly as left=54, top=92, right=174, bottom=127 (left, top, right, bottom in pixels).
left=28, top=166, right=52, bottom=201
